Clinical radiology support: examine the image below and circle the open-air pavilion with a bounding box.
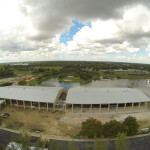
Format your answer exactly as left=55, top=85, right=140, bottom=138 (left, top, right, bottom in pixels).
left=65, top=87, right=150, bottom=113
left=0, top=86, right=64, bottom=111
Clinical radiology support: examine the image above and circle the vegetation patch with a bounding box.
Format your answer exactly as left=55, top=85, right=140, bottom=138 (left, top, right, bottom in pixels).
left=79, top=116, right=139, bottom=138
left=0, top=82, right=13, bottom=86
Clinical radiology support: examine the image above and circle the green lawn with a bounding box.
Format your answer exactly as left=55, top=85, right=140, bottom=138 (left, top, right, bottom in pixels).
left=100, top=71, right=150, bottom=79
left=27, top=79, right=37, bottom=86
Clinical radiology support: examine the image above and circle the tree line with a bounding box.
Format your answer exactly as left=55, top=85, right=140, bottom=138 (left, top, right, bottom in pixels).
left=79, top=116, right=139, bottom=138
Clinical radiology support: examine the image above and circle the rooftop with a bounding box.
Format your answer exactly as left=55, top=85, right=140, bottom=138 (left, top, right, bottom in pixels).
left=66, top=87, right=150, bottom=104
left=0, top=86, right=64, bottom=103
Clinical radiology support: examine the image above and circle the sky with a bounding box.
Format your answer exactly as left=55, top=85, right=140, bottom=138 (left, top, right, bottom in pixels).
left=1, top=0, right=150, bottom=63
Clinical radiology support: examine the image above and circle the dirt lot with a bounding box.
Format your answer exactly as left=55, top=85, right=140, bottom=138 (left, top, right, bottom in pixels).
left=1, top=107, right=150, bottom=140
left=0, top=107, right=80, bottom=139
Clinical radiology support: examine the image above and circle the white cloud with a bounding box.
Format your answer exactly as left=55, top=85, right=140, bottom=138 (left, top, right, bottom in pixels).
left=0, top=0, right=150, bottom=63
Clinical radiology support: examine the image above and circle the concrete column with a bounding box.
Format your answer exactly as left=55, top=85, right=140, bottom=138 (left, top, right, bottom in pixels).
left=10, top=99, right=12, bottom=107
left=23, top=101, right=25, bottom=109
left=16, top=100, right=18, bottom=108
left=53, top=103, right=55, bottom=110
left=30, top=102, right=32, bottom=110
left=108, top=104, right=110, bottom=112
left=99, top=104, right=101, bottom=112
left=90, top=104, right=92, bottom=113
left=4, top=99, right=6, bottom=106
left=38, top=102, right=40, bottom=111
left=81, top=104, right=83, bottom=113
left=47, top=103, right=48, bottom=112
left=145, top=102, right=147, bottom=109
left=72, top=104, right=73, bottom=113
left=116, top=103, right=118, bottom=112
left=124, top=103, right=127, bottom=111
left=64, top=104, right=66, bottom=112
left=132, top=103, right=134, bottom=110
left=138, top=102, right=141, bottom=109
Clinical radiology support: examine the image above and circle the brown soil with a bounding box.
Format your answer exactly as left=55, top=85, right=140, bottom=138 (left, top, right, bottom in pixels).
left=0, top=107, right=77, bottom=139
left=1, top=107, right=150, bottom=140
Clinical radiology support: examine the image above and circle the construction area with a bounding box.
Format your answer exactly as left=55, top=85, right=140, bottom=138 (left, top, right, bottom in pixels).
left=0, top=86, right=150, bottom=138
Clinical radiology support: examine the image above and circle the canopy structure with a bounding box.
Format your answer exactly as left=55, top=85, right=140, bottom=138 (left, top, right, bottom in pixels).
left=66, top=87, right=150, bottom=104
left=0, top=86, right=64, bottom=103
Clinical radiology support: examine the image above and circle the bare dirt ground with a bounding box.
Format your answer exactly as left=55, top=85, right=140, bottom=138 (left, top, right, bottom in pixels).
left=1, top=107, right=150, bottom=140
left=0, top=107, right=81, bottom=140
left=61, top=110, right=150, bottom=129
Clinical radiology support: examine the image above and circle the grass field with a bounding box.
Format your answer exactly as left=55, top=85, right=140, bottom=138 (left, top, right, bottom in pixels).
left=100, top=71, right=150, bottom=79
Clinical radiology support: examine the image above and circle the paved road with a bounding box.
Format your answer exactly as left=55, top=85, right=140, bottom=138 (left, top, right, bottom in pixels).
left=0, top=129, right=38, bottom=148
left=1, top=129, right=150, bottom=150
left=48, top=135, right=150, bottom=150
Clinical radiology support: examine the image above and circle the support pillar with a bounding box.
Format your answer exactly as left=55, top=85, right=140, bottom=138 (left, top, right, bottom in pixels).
left=38, top=102, right=40, bottom=111
left=145, top=102, right=147, bottom=109
left=16, top=100, right=18, bottom=108
left=23, top=101, right=25, bottom=109
left=72, top=104, right=73, bottom=113
left=108, top=104, right=110, bottom=112
left=4, top=99, right=6, bottom=106
left=124, top=103, right=126, bottom=111
left=99, top=104, right=101, bottom=112
left=90, top=104, right=92, bottom=113
left=47, top=103, right=48, bottom=112
left=64, top=104, right=66, bottom=112
left=138, top=102, right=141, bottom=110
left=81, top=104, right=83, bottom=113
left=10, top=99, right=12, bottom=107
left=30, top=102, right=32, bottom=110
left=116, top=103, right=118, bottom=112
left=132, top=103, right=134, bottom=110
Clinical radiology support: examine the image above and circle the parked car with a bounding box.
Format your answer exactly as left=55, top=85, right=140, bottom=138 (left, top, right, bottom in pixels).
left=0, top=113, right=10, bottom=118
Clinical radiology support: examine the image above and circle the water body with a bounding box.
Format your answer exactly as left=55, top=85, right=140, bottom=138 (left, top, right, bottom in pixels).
left=40, top=78, right=150, bottom=89
left=40, top=78, right=150, bottom=97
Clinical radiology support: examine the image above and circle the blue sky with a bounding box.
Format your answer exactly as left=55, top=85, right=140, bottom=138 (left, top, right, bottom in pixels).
left=60, top=20, right=91, bottom=45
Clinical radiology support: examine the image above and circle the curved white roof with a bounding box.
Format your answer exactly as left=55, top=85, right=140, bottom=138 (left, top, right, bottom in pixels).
left=66, top=87, right=150, bottom=104
left=0, top=86, right=64, bottom=103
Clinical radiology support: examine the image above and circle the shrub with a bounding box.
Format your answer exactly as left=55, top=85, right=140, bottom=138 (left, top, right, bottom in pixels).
left=93, top=137, right=109, bottom=150
left=115, top=133, right=128, bottom=150
left=103, top=120, right=123, bottom=137
left=18, top=80, right=27, bottom=85
left=80, top=118, right=103, bottom=138
left=123, top=116, right=139, bottom=136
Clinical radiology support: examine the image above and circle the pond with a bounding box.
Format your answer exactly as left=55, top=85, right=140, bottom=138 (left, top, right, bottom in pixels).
left=40, top=78, right=150, bottom=89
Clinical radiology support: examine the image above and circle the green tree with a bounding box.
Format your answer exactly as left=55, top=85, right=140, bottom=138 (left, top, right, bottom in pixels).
left=115, top=133, right=128, bottom=150
left=49, top=140, right=63, bottom=150
left=93, top=138, right=109, bottom=150
left=85, top=143, right=90, bottom=150
left=123, top=116, right=139, bottom=136
left=36, top=136, right=47, bottom=148
left=19, top=131, right=31, bottom=150
left=18, top=80, right=27, bottom=85
left=103, top=120, right=123, bottom=137
left=0, top=145, right=4, bottom=150
left=80, top=118, right=103, bottom=138
left=68, top=141, right=78, bottom=150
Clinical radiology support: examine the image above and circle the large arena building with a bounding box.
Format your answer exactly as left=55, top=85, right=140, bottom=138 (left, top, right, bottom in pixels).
left=0, top=86, right=150, bottom=113
left=65, top=87, right=150, bottom=113
left=0, top=86, right=65, bottom=111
